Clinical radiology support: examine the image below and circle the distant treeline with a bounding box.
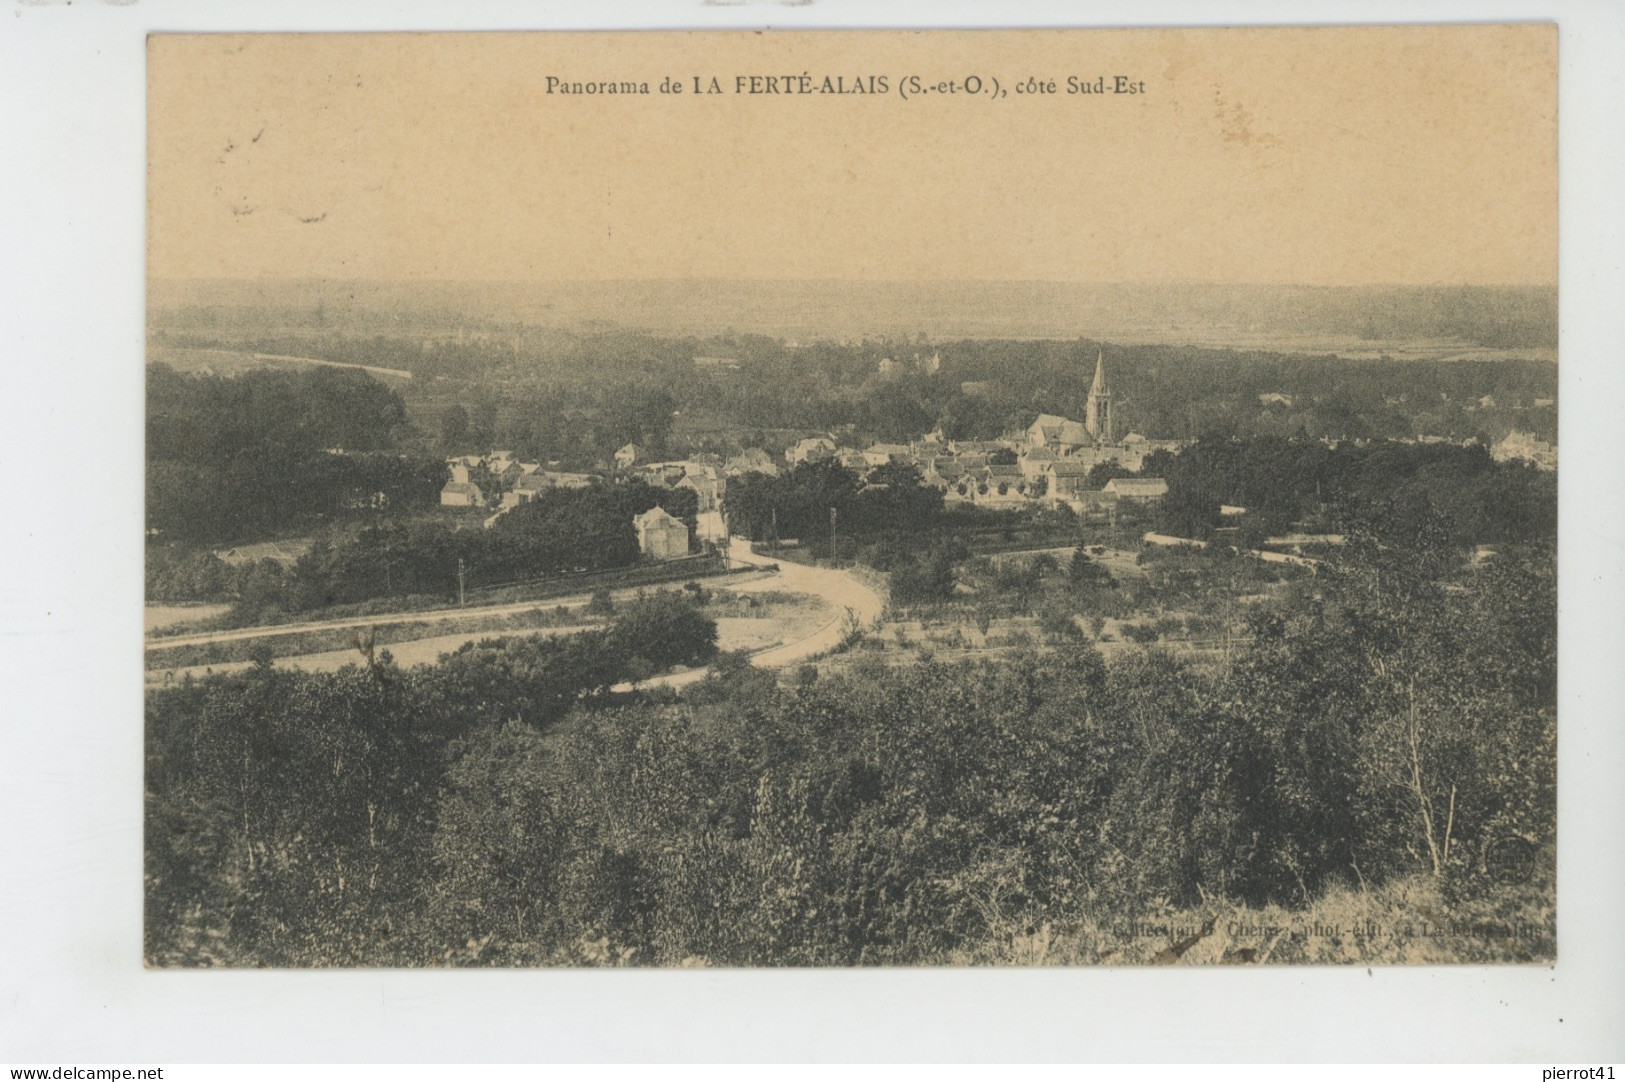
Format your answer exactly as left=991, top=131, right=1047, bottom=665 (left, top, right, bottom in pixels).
left=144, top=537, right=1555, bottom=966
left=939, top=342, right=1557, bottom=446
left=150, top=280, right=1558, bottom=349
left=154, top=326, right=1557, bottom=463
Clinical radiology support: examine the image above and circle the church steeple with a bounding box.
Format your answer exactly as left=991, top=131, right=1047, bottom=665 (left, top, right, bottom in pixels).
left=1085, top=348, right=1113, bottom=443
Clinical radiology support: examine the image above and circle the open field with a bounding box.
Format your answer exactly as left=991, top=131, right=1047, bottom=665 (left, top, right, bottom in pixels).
left=148, top=345, right=413, bottom=382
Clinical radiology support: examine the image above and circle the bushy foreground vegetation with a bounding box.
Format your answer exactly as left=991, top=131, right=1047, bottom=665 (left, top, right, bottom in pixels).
left=145, top=540, right=1554, bottom=967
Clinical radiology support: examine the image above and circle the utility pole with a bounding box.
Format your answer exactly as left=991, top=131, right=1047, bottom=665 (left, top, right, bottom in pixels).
left=829, top=506, right=838, bottom=564
left=771, top=506, right=779, bottom=552
left=457, top=557, right=466, bottom=607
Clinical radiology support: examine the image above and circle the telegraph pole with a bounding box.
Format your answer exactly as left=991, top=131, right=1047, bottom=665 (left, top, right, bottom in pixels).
left=457, top=557, right=466, bottom=607
left=829, top=506, right=838, bottom=564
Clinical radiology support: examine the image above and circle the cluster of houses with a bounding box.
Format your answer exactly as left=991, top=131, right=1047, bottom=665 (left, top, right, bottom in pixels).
left=784, top=352, right=1179, bottom=519
left=439, top=352, right=1182, bottom=560
left=877, top=351, right=943, bottom=377
left=439, top=443, right=784, bottom=560
left=434, top=348, right=1558, bottom=572
left=438, top=452, right=596, bottom=511
left=1310, top=430, right=1556, bottom=472
left=616, top=446, right=744, bottom=547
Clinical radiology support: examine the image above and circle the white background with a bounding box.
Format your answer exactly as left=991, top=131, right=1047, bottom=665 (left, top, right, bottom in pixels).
left=1, top=0, right=1622, bottom=1064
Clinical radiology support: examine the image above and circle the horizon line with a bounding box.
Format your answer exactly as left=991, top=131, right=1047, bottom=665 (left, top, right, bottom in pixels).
left=148, top=276, right=1560, bottom=291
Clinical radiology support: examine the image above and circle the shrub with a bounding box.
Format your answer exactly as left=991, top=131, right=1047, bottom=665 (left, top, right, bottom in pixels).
left=1038, top=604, right=1084, bottom=643
left=609, top=590, right=719, bottom=671
left=1120, top=622, right=1160, bottom=644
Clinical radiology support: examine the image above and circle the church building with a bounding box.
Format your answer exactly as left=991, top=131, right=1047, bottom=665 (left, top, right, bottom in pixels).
left=1085, top=349, right=1113, bottom=444
left=1017, top=349, right=1151, bottom=489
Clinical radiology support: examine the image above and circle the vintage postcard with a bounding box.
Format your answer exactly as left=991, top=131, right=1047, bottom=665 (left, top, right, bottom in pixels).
left=144, top=27, right=1557, bottom=968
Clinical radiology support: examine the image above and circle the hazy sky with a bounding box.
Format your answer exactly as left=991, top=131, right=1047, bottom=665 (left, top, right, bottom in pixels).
left=148, top=27, right=1557, bottom=287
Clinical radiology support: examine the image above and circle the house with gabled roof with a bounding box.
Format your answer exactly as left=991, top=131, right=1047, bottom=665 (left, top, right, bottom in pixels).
left=634, top=506, right=691, bottom=560
left=509, top=473, right=553, bottom=504
left=921, top=456, right=965, bottom=491
left=863, top=443, right=914, bottom=467
left=725, top=449, right=780, bottom=478
left=1018, top=445, right=1058, bottom=482
left=1045, top=459, right=1096, bottom=500
left=1027, top=413, right=1093, bottom=452
left=787, top=437, right=837, bottom=466
left=440, top=481, right=486, bottom=508
left=952, top=452, right=989, bottom=472
left=492, top=460, right=527, bottom=486
left=836, top=448, right=869, bottom=470
left=676, top=470, right=724, bottom=513
left=1070, top=489, right=1120, bottom=521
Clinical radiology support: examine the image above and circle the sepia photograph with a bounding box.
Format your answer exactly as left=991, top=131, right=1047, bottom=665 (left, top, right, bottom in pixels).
left=142, top=27, right=1559, bottom=970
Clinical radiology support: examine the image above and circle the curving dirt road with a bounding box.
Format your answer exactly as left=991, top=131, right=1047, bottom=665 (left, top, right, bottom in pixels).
left=146, top=541, right=884, bottom=691
left=623, top=540, right=886, bottom=690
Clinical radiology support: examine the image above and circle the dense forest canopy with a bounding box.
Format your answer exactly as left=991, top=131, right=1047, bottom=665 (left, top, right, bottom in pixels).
left=146, top=364, right=444, bottom=543
left=1144, top=436, right=1556, bottom=546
